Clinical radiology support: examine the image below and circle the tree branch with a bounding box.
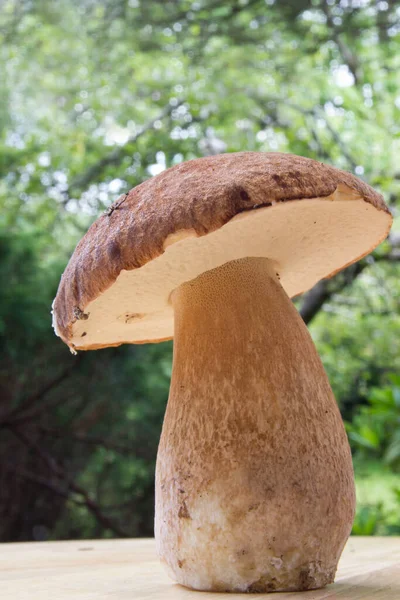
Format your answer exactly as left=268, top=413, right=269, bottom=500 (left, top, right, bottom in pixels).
left=299, top=233, right=400, bottom=325
left=5, top=463, right=86, bottom=506
left=299, top=262, right=367, bottom=325
left=283, top=101, right=358, bottom=170
left=321, top=1, right=362, bottom=86
left=38, top=425, right=142, bottom=456
left=254, top=97, right=358, bottom=171
left=0, top=356, right=83, bottom=428
left=9, top=426, right=130, bottom=538
left=64, top=100, right=185, bottom=202
left=298, top=280, right=333, bottom=325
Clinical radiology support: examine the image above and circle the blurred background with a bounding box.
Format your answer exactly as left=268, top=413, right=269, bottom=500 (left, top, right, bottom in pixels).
left=0, top=0, right=399, bottom=543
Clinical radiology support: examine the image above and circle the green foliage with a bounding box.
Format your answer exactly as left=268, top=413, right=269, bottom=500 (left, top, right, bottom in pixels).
left=0, top=227, right=61, bottom=357
left=348, top=377, right=400, bottom=470
left=50, top=342, right=172, bottom=540
left=353, top=504, right=386, bottom=536
left=310, top=266, right=400, bottom=421
left=0, top=0, right=399, bottom=541
left=353, top=461, right=400, bottom=535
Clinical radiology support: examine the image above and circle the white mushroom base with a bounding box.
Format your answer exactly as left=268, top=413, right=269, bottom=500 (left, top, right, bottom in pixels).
left=155, top=257, right=355, bottom=593
left=159, top=473, right=338, bottom=593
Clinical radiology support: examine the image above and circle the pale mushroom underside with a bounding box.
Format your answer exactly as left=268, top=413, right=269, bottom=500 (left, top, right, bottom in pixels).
left=65, top=184, right=391, bottom=350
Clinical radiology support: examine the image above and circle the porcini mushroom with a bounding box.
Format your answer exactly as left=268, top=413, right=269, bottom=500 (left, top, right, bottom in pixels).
left=52, top=152, right=392, bottom=593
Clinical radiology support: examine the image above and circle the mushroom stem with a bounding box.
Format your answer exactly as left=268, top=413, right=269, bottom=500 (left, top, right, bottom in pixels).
left=155, top=257, right=355, bottom=593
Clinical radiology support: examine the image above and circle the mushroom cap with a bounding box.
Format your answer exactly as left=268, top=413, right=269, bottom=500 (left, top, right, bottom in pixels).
left=52, top=152, right=392, bottom=351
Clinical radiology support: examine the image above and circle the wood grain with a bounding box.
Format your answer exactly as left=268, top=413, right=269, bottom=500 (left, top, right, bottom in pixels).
left=1, top=537, right=399, bottom=599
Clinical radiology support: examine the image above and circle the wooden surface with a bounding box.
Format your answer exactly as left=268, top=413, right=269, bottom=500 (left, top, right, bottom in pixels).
left=1, top=537, right=399, bottom=599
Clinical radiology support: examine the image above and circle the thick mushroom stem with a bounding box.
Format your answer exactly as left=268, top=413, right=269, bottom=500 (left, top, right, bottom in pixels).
left=155, top=257, right=355, bottom=593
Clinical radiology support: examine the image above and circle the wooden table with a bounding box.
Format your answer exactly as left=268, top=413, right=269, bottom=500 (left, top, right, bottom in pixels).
left=1, top=537, right=399, bottom=599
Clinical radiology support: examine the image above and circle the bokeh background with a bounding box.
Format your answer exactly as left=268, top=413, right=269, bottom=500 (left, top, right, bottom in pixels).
left=1, top=0, right=399, bottom=543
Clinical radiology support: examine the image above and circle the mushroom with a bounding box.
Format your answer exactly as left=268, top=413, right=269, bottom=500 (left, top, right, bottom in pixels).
left=52, top=152, right=392, bottom=593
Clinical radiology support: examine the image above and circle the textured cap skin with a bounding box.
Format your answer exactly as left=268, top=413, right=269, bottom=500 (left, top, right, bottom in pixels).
left=53, top=152, right=390, bottom=346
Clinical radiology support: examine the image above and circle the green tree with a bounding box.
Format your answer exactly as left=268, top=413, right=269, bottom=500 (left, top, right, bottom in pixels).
left=0, top=0, right=399, bottom=540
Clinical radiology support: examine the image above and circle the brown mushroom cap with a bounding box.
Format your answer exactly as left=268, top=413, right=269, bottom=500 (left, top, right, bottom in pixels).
left=52, top=152, right=392, bottom=351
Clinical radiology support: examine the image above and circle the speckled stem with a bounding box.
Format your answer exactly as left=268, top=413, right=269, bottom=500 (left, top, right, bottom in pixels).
left=155, top=257, right=355, bottom=593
